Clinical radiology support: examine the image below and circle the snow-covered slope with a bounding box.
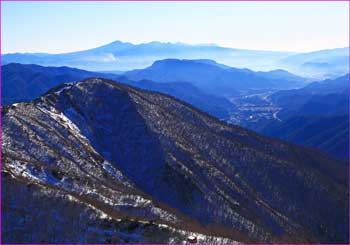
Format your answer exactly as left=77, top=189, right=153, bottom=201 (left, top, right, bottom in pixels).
left=2, top=98, right=237, bottom=243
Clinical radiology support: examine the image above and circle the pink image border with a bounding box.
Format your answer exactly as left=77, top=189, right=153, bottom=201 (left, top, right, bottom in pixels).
left=0, top=0, right=348, bottom=244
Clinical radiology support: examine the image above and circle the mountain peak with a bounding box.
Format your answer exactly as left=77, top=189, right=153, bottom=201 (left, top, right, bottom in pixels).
left=92, top=40, right=134, bottom=52
left=151, top=58, right=220, bottom=67
left=4, top=77, right=348, bottom=243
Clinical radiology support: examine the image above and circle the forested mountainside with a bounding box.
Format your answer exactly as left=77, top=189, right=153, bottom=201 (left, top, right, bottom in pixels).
left=260, top=74, right=349, bottom=159
left=3, top=78, right=348, bottom=243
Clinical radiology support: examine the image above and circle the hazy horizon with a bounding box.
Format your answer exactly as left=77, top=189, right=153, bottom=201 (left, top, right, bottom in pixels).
left=2, top=39, right=349, bottom=56
left=3, top=2, right=348, bottom=54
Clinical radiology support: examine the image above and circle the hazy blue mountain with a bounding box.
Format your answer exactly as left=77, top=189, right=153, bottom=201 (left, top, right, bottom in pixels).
left=3, top=78, right=348, bottom=243
left=279, top=48, right=349, bottom=78
left=258, top=75, right=349, bottom=159
left=125, top=59, right=308, bottom=96
left=4, top=41, right=348, bottom=78
left=271, top=91, right=348, bottom=121
left=298, top=74, right=348, bottom=94
left=119, top=77, right=236, bottom=120
left=4, top=40, right=348, bottom=78
left=2, top=63, right=118, bottom=105
left=2, top=40, right=294, bottom=72
left=255, top=69, right=310, bottom=83
left=270, top=74, right=348, bottom=119
left=2, top=63, right=235, bottom=120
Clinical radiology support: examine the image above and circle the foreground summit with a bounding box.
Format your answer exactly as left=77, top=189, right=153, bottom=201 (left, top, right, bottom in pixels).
left=2, top=78, right=348, bottom=243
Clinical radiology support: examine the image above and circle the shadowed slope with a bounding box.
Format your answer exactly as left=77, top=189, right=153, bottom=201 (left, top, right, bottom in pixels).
left=2, top=78, right=348, bottom=243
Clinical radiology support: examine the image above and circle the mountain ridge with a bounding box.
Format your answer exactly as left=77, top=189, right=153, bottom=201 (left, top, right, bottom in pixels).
left=125, top=59, right=308, bottom=96
left=3, top=40, right=348, bottom=78
left=2, top=63, right=236, bottom=120
left=3, top=78, right=348, bottom=243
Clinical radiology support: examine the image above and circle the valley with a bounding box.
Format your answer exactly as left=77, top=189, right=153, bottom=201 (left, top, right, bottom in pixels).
left=227, top=91, right=281, bottom=127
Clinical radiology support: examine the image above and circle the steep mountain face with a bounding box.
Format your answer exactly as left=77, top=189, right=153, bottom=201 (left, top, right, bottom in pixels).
left=2, top=83, right=238, bottom=243
left=3, top=78, right=348, bottom=243
left=125, top=59, right=307, bottom=96
left=2, top=40, right=293, bottom=72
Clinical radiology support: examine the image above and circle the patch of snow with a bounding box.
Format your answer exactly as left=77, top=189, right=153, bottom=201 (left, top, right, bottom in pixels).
left=54, top=83, right=74, bottom=95
left=38, top=106, right=87, bottom=141
left=99, top=212, right=109, bottom=219
left=273, top=111, right=282, bottom=122
left=8, top=160, right=63, bottom=186
left=102, top=161, right=124, bottom=181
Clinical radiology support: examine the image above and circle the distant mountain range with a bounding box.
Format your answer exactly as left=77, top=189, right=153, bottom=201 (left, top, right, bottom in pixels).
left=3, top=60, right=309, bottom=119
left=124, top=59, right=308, bottom=96
left=2, top=63, right=117, bottom=105
left=3, top=78, right=348, bottom=243
left=119, top=78, right=236, bottom=120
left=280, top=48, right=349, bottom=78
left=3, top=40, right=348, bottom=78
left=3, top=63, right=348, bottom=160
left=2, top=41, right=291, bottom=71
left=270, top=74, right=348, bottom=118
left=2, top=63, right=235, bottom=120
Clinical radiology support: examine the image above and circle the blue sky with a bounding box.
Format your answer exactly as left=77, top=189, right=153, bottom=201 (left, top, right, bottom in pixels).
left=2, top=1, right=348, bottom=54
